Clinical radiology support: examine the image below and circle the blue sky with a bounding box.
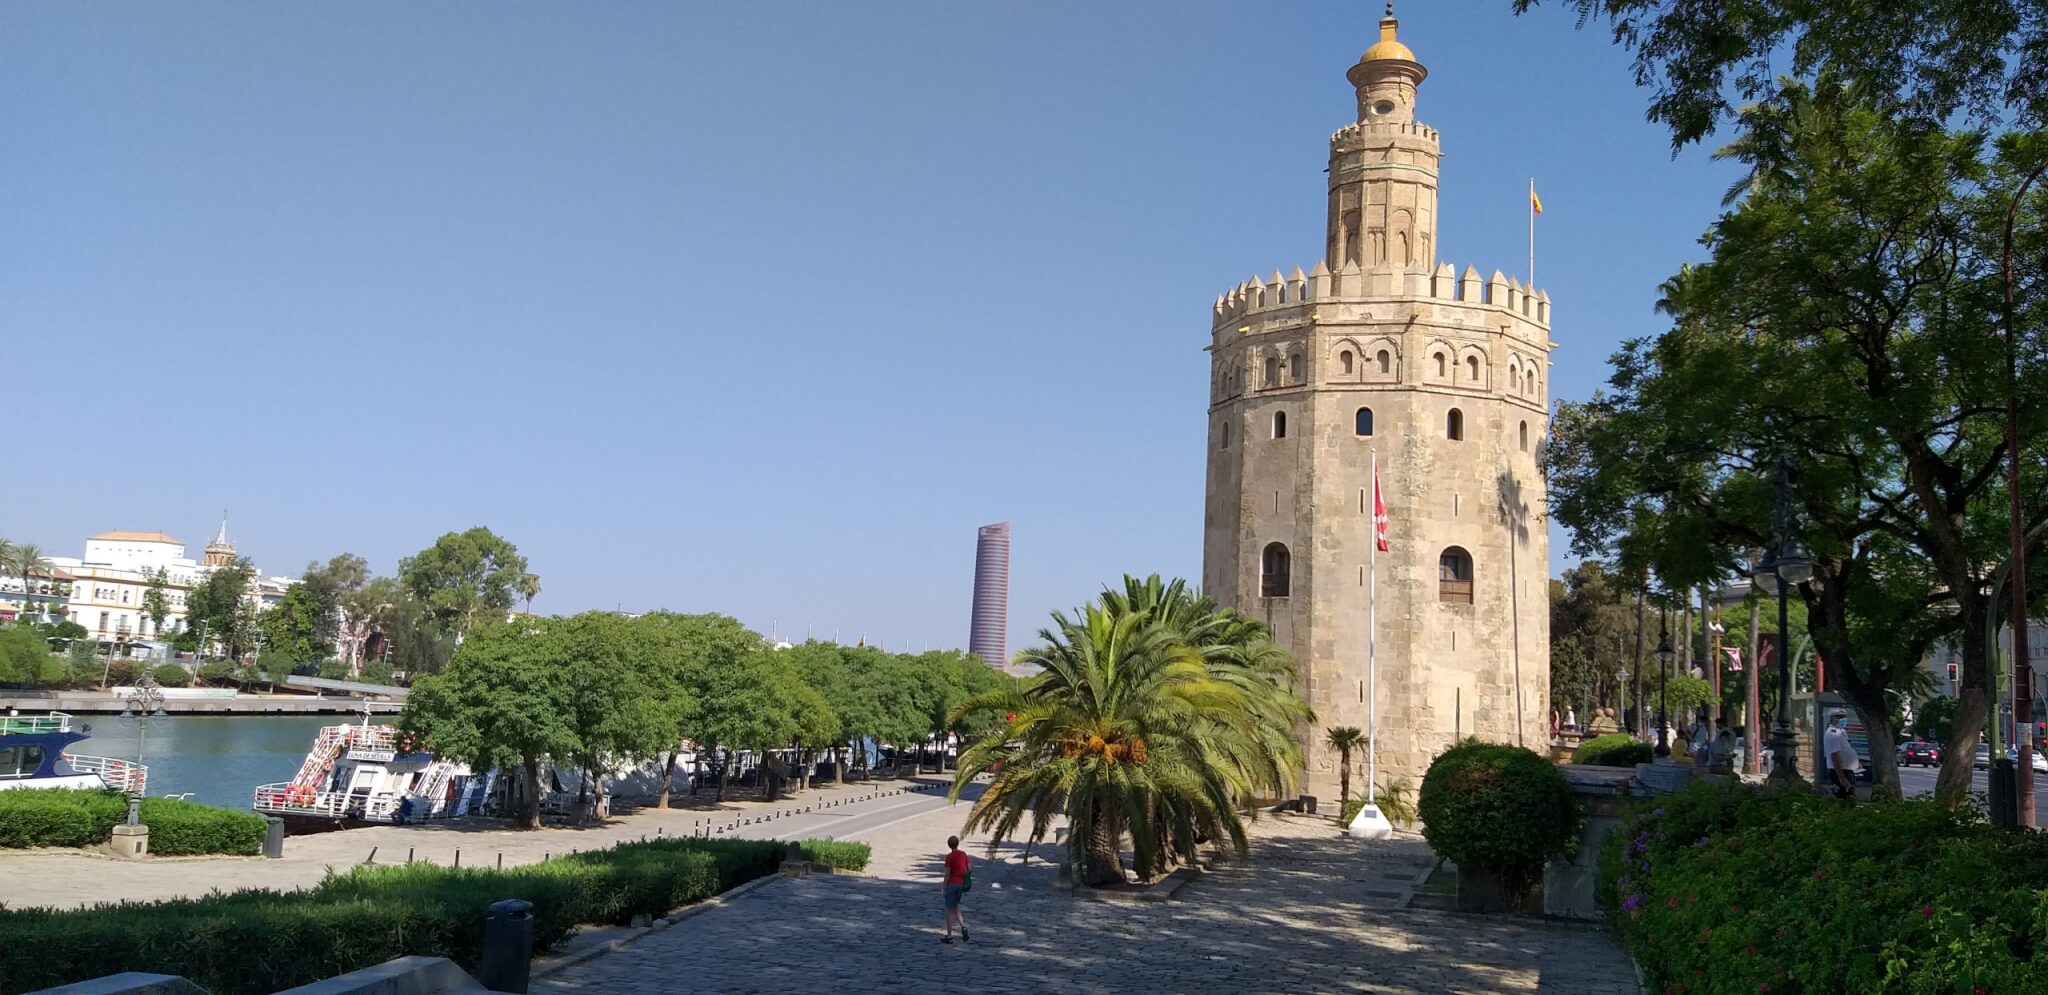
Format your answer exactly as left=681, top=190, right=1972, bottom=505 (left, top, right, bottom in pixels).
left=1, top=1, right=1740, bottom=650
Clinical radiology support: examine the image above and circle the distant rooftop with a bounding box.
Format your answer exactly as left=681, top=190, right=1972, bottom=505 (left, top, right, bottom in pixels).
left=89, top=530, right=183, bottom=544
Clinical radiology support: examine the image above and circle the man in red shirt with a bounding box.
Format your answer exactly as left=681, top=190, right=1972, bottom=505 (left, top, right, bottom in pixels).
left=941, top=834, right=970, bottom=944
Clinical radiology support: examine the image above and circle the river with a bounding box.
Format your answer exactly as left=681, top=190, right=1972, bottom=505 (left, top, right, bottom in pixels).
left=67, top=714, right=334, bottom=811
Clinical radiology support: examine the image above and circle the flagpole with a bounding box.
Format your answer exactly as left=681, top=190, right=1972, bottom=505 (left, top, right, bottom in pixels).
left=1368, top=449, right=1378, bottom=807
left=1528, top=177, right=1536, bottom=287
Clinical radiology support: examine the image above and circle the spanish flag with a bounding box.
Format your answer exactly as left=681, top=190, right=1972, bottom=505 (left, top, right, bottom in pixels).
left=1530, top=182, right=1544, bottom=215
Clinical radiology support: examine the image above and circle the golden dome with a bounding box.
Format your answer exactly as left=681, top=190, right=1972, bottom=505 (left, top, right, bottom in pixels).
left=1362, top=5, right=1416, bottom=63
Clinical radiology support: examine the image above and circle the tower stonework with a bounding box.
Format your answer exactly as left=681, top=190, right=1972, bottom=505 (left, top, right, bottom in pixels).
left=1202, top=9, right=1553, bottom=801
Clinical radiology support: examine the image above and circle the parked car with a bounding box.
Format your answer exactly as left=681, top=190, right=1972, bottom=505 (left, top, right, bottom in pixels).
left=1897, top=740, right=1942, bottom=767
left=2005, top=747, right=2048, bottom=773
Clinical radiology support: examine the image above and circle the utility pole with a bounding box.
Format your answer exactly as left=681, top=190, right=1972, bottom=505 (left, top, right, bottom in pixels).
left=2001, top=159, right=2043, bottom=828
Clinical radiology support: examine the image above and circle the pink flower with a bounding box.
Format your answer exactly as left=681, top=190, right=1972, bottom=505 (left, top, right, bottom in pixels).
left=1922, top=904, right=1934, bottom=918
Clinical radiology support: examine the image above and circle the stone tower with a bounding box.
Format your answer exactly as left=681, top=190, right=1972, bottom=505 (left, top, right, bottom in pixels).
left=1202, top=6, right=1553, bottom=801
left=203, top=512, right=236, bottom=568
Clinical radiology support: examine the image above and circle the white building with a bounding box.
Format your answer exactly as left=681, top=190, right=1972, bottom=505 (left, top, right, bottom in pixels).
left=36, top=518, right=295, bottom=643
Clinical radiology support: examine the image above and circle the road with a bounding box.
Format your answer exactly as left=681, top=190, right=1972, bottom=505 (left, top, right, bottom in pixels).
left=1896, top=764, right=2048, bottom=823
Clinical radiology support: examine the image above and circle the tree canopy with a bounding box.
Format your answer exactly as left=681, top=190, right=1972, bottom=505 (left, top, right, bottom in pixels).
left=397, top=527, right=531, bottom=637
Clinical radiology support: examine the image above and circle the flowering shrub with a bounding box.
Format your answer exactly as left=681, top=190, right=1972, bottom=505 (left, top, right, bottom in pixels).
left=1419, top=740, right=1582, bottom=905
left=1604, top=781, right=2048, bottom=993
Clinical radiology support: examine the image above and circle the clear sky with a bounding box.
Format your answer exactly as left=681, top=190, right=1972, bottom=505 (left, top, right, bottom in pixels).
left=1, top=1, right=1741, bottom=650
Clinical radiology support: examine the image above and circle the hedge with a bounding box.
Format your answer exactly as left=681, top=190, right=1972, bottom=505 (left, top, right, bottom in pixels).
left=0, top=790, right=265, bottom=855
left=1418, top=739, right=1582, bottom=904
left=1572, top=732, right=1653, bottom=767
left=0, top=835, right=813, bottom=993
left=800, top=838, right=872, bottom=872
left=1603, top=780, right=2048, bottom=993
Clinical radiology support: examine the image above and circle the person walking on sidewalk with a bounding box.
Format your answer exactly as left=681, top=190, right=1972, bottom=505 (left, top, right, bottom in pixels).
left=941, top=834, right=971, bottom=944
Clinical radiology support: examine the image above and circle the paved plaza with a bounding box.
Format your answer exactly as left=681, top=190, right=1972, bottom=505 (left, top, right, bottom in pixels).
left=539, top=801, right=1640, bottom=995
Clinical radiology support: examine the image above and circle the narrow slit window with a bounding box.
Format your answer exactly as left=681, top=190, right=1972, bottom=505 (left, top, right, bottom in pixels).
left=1446, top=408, right=1464, bottom=441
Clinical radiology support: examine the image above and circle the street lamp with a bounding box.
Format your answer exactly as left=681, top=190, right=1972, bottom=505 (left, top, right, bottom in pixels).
left=1654, top=613, right=1675, bottom=758
left=119, top=670, right=167, bottom=826
left=1752, top=458, right=1814, bottom=783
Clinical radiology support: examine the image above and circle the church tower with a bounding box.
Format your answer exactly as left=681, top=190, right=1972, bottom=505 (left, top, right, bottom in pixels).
left=203, top=512, right=237, bottom=568
left=1202, top=7, right=1553, bottom=800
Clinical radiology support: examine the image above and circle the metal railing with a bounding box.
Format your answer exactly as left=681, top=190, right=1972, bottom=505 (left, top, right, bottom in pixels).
left=0, top=712, right=73, bottom=735
left=68, top=754, right=147, bottom=794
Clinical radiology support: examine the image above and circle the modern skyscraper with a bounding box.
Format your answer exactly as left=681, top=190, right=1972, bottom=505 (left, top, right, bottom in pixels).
left=968, top=522, right=1011, bottom=670
left=1202, top=8, right=1553, bottom=800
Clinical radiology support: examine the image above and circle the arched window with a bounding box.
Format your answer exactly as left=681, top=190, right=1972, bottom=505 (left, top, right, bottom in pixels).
left=1289, top=352, right=1305, bottom=383
left=1376, top=349, right=1392, bottom=374
left=1339, top=350, right=1354, bottom=376
left=1438, top=546, right=1473, bottom=604
left=1264, top=356, right=1280, bottom=388
left=1272, top=411, right=1287, bottom=439
left=1355, top=407, right=1374, bottom=436
left=1434, top=352, right=1447, bottom=378
left=1261, top=542, right=1292, bottom=597
left=1518, top=420, right=1528, bottom=451
left=1220, top=421, right=1231, bottom=450
left=1446, top=408, right=1464, bottom=441
left=1466, top=355, right=1480, bottom=381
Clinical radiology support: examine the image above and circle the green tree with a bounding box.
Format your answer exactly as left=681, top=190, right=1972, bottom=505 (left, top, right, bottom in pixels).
left=397, top=528, right=531, bottom=637
left=690, top=648, right=798, bottom=802
left=1544, top=83, right=2048, bottom=800
left=0, top=627, right=52, bottom=685
left=9, top=544, right=48, bottom=620
left=259, top=583, right=329, bottom=666
left=636, top=612, right=759, bottom=805
left=516, top=572, right=540, bottom=614
left=953, top=586, right=1309, bottom=887
left=253, top=647, right=296, bottom=692
left=1324, top=727, right=1366, bottom=809
left=141, top=568, right=171, bottom=638
left=300, top=554, right=369, bottom=667
left=1514, top=0, right=2048, bottom=149
left=401, top=618, right=576, bottom=829
left=1914, top=695, right=1960, bottom=744
left=551, top=612, right=671, bottom=817
left=185, top=558, right=257, bottom=660
left=370, top=583, right=455, bottom=678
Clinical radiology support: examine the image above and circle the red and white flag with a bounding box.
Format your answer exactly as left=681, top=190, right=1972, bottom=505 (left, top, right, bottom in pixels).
left=1373, top=464, right=1390, bottom=552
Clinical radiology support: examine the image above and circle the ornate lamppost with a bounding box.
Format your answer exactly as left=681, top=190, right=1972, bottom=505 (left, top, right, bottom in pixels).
left=1654, top=610, right=1675, bottom=758
left=120, top=670, right=167, bottom=826
left=1752, top=457, right=1815, bottom=782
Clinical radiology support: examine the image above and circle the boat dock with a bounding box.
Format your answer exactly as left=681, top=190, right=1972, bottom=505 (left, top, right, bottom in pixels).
left=0, top=692, right=402, bottom=716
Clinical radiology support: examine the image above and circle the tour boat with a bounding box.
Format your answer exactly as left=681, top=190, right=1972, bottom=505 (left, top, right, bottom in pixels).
left=0, top=712, right=147, bottom=793
left=252, top=719, right=478, bottom=832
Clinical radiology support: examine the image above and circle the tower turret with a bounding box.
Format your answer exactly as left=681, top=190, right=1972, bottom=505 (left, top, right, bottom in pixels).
left=203, top=511, right=236, bottom=568
left=1327, top=3, right=1440, bottom=273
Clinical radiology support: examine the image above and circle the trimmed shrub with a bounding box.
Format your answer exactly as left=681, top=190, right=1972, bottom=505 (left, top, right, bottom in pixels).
left=1604, top=781, right=2048, bottom=993
left=800, top=838, right=872, bottom=872
left=1572, top=732, right=1652, bottom=767
left=1419, top=740, right=1582, bottom=904
left=0, top=789, right=264, bottom=855
left=151, top=663, right=192, bottom=688
left=0, top=834, right=815, bottom=993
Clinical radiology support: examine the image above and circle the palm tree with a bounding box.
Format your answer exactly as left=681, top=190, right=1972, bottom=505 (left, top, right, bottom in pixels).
left=12, top=544, right=49, bottom=619
left=517, top=572, right=541, bottom=615
left=951, top=579, right=1310, bottom=886
left=1324, top=727, right=1366, bottom=809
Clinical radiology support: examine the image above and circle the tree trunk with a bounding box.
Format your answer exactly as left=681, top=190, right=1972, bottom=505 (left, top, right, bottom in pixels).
left=1631, top=588, right=1647, bottom=734
left=657, top=749, right=677, bottom=809
left=1081, top=800, right=1123, bottom=886
left=716, top=750, right=729, bottom=802
left=835, top=743, right=846, bottom=785
left=521, top=757, right=543, bottom=831
left=1935, top=598, right=1994, bottom=802
left=1338, top=753, right=1351, bottom=809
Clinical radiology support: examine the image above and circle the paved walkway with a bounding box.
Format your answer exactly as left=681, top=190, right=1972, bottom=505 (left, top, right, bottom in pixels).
left=0, top=776, right=954, bottom=910
left=538, top=801, right=1641, bottom=995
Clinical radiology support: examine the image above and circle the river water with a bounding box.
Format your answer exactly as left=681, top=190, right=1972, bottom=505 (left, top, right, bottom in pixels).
left=63, top=714, right=333, bottom=811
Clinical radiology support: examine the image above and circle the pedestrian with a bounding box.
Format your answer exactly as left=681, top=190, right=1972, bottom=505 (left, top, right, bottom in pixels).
left=1824, top=710, right=1859, bottom=799
left=941, top=834, right=971, bottom=944
left=1689, top=713, right=1712, bottom=766
left=1709, top=724, right=1735, bottom=773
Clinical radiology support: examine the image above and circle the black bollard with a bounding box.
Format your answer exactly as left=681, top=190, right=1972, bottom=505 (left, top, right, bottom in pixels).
left=408, top=846, right=415, bottom=864
left=498, top=851, right=504, bottom=869
left=479, top=899, right=534, bottom=994
left=455, top=848, right=462, bottom=868
left=365, top=846, right=378, bottom=864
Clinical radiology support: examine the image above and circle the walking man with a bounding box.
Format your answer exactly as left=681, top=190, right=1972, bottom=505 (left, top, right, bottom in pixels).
left=941, top=835, right=970, bottom=944
left=1823, top=709, right=1859, bottom=799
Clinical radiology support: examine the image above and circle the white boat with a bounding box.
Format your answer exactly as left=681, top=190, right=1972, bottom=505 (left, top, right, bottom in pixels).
left=252, top=719, right=474, bottom=831
left=0, top=712, right=147, bottom=793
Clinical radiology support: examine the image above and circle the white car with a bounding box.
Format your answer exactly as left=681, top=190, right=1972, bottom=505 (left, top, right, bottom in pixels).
left=2006, top=748, right=2048, bottom=773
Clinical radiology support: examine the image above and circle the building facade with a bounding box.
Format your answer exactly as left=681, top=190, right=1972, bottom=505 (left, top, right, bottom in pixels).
left=968, top=521, right=1011, bottom=670
left=1202, top=9, right=1553, bottom=799
left=34, top=518, right=294, bottom=643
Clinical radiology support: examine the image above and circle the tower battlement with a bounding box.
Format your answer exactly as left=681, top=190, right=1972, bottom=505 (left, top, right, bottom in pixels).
left=1210, top=260, right=1551, bottom=332
left=1331, top=119, right=1439, bottom=146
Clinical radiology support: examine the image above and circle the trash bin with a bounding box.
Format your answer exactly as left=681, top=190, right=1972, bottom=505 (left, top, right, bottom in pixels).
left=262, top=817, right=285, bottom=860
left=1299, top=794, right=1318, bottom=815
left=480, top=899, right=534, bottom=994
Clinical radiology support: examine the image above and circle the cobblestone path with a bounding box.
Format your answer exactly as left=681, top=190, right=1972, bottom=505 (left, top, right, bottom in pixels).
left=538, top=802, right=1641, bottom=995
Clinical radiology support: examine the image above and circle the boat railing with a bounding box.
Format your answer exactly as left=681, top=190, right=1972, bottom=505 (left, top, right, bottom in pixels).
left=0, top=712, right=73, bottom=736
left=67, top=754, right=147, bottom=794
left=253, top=781, right=352, bottom=818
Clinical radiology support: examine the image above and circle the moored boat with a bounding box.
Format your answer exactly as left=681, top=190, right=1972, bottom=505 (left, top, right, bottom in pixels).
left=0, top=712, right=147, bottom=793
left=252, top=718, right=476, bottom=833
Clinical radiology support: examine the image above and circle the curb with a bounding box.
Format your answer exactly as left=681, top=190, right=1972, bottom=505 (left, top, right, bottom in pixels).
left=528, top=874, right=790, bottom=980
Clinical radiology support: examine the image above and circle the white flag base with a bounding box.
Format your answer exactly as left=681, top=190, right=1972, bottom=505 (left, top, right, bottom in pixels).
left=1347, top=803, right=1395, bottom=840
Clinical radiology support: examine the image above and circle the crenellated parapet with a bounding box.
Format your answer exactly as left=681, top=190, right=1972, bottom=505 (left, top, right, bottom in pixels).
left=1330, top=119, right=1439, bottom=148
left=1210, top=258, right=1551, bottom=334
